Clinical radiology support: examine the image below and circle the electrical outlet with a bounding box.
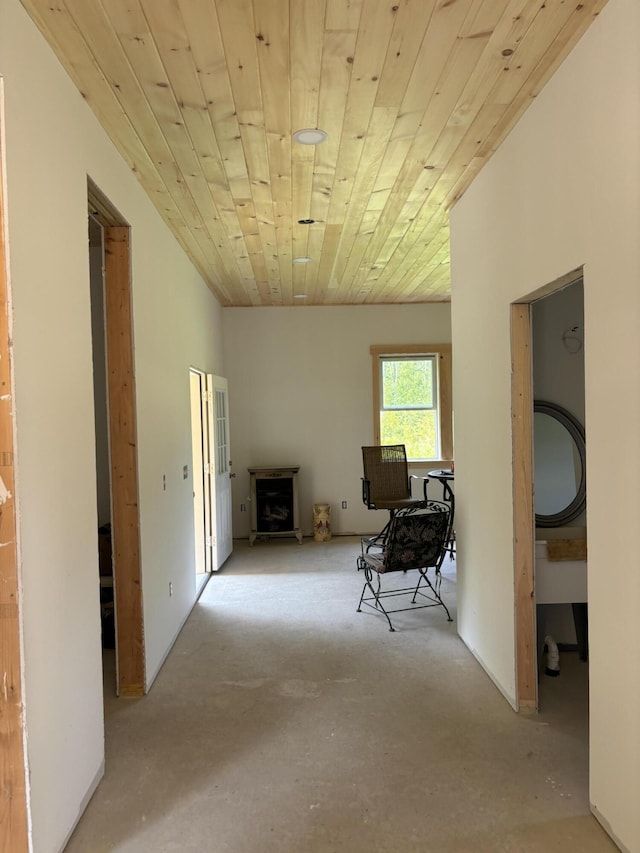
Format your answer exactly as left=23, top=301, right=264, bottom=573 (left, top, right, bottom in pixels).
left=169, top=582, right=173, bottom=597
left=163, top=474, right=166, bottom=491
left=341, top=500, right=348, bottom=509
left=240, top=503, right=246, bottom=512
left=183, top=464, right=189, bottom=479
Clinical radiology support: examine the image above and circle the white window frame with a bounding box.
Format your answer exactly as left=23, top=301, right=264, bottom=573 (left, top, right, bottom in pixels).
left=370, top=344, right=453, bottom=465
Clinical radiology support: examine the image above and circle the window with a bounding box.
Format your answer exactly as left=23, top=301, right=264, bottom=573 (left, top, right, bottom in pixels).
left=371, top=344, right=453, bottom=463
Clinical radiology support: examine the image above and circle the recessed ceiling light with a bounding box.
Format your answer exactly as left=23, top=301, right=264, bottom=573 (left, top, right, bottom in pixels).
left=292, top=128, right=328, bottom=145
left=294, top=294, right=308, bottom=299
left=293, top=257, right=312, bottom=264
left=298, top=218, right=315, bottom=225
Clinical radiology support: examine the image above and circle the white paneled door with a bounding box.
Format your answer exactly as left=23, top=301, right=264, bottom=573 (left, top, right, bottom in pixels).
left=190, top=369, right=212, bottom=578
left=212, top=375, right=233, bottom=568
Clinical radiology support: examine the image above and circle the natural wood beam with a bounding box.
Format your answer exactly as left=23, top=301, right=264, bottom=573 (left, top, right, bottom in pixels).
left=104, top=226, right=145, bottom=697
left=511, top=303, right=536, bottom=711
left=0, top=95, right=29, bottom=851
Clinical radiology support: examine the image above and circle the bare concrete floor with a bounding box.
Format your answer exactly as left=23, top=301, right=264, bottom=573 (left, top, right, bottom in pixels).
left=66, top=537, right=617, bottom=852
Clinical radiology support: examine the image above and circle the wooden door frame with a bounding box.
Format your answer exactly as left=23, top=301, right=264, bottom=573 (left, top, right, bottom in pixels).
left=0, top=82, right=29, bottom=853
left=89, top=180, right=145, bottom=697
left=511, top=267, right=583, bottom=711
left=511, top=303, right=537, bottom=710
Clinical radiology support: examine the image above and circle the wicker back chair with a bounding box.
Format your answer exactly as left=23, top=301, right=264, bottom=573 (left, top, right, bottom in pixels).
left=361, top=445, right=429, bottom=545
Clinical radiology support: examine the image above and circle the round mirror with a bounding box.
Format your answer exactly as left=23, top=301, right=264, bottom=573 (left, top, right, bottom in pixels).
left=534, top=400, right=586, bottom=527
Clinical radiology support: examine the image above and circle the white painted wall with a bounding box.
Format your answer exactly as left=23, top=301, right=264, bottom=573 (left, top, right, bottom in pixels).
left=450, top=0, right=640, bottom=848
left=134, top=220, right=224, bottom=687
left=222, top=305, right=451, bottom=539
left=1, top=1, right=223, bottom=849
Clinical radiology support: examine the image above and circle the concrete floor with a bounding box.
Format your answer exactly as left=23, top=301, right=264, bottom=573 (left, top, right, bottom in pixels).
left=65, top=537, right=617, bottom=852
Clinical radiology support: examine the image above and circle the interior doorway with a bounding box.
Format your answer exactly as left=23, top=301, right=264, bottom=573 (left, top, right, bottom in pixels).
left=187, top=371, right=233, bottom=580
left=532, top=282, right=587, bottom=708
left=511, top=267, right=586, bottom=711
left=88, top=179, right=145, bottom=697
left=88, top=215, right=115, bottom=672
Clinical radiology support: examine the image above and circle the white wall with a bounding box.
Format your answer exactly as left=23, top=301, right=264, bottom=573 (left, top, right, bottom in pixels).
left=1, top=1, right=223, bottom=849
left=450, top=0, right=640, bottom=849
left=222, top=305, right=451, bottom=539
left=134, top=217, right=224, bottom=686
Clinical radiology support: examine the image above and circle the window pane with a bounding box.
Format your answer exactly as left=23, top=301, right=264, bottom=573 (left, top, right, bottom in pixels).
left=380, top=410, right=438, bottom=460
left=382, top=358, right=433, bottom=409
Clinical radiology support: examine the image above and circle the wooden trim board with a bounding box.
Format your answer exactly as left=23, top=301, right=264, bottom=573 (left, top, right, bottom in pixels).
left=88, top=177, right=127, bottom=228
left=104, top=225, right=145, bottom=696
left=511, top=304, right=537, bottom=710
left=0, top=89, right=29, bottom=851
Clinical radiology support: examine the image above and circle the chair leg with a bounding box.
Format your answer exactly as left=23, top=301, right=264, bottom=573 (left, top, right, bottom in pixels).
left=413, top=569, right=452, bottom=622
left=356, top=562, right=395, bottom=631
left=448, top=529, right=456, bottom=560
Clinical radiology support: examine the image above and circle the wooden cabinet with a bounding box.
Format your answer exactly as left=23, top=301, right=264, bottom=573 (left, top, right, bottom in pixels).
left=248, top=466, right=302, bottom=545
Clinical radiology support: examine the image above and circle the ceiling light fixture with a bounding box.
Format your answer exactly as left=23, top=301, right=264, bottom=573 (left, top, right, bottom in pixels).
left=298, top=218, right=315, bottom=225
left=294, top=294, right=308, bottom=299
left=293, top=257, right=312, bottom=264
left=292, top=128, right=328, bottom=145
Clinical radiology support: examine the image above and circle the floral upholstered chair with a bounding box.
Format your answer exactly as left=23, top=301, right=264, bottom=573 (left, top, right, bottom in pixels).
left=356, top=502, right=452, bottom=631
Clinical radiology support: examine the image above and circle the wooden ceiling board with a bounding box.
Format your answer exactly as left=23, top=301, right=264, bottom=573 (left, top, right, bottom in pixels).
left=19, top=0, right=610, bottom=306
left=319, top=105, right=397, bottom=301
left=344, top=1, right=490, bottom=294
left=63, top=0, right=240, bottom=301
left=373, top=1, right=438, bottom=110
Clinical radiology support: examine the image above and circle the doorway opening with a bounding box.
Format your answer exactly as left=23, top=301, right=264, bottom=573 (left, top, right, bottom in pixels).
left=512, top=267, right=587, bottom=712
left=188, top=372, right=233, bottom=575
left=532, top=281, right=587, bottom=717
left=88, top=179, right=145, bottom=698
left=88, top=215, right=115, bottom=681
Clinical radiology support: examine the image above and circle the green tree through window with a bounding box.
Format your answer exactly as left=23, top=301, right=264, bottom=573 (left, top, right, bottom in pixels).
left=380, top=356, right=438, bottom=460
left=371, top=344, right=453, bottom=464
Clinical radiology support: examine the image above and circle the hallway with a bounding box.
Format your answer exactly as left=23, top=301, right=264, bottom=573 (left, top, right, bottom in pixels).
left=66, top=537, right=615, bottom=852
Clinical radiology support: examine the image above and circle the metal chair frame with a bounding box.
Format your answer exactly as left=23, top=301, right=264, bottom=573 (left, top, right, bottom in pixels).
left=427, top=471, right=456, bottom=560
left=356, top=502, right=453, bottom=631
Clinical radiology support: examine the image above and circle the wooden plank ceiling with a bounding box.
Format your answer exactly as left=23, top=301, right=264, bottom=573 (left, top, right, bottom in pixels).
left=21, top=0, right=608, bottom=306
